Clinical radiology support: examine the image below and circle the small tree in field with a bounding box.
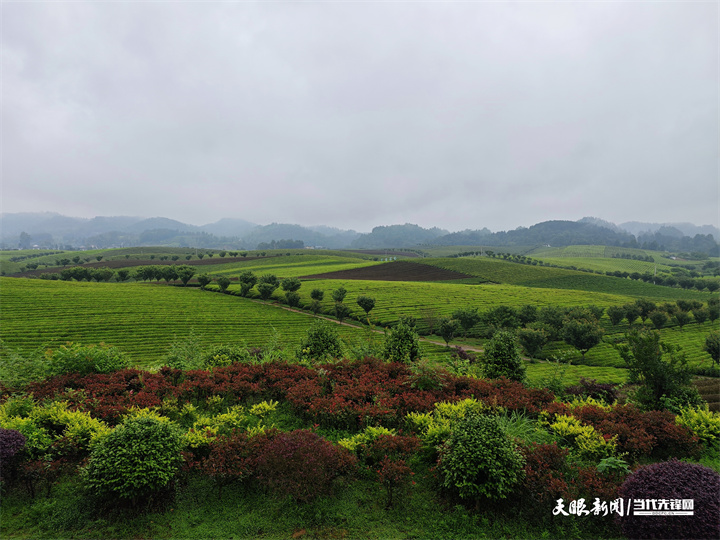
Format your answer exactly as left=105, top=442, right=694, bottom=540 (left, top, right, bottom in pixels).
left=356, top=296, right=376, bottom=321
left=617, top=328, right=700, bottom=411
left=438, top=317, right=461, bottom=347
left=562, top=316, right=604, bottom=361
left=649, top=310, right=668, bottom=330
left=606, top=305, right=625, bottom=326
left=216, top=276, right=231, bottom=292
left=281, top=277, right=301, bottom=293
left=176, top=266, right=196, bottom=286
left=238, top=271, right=257, bottom=297
left=704, top=331, right=720, bottom=366
left=197, top=274, right=212, bottom=289
left=334, top=303, right=351, bottom=323
left=516, top=325, right=548, bottom=360
left=451, top=307, right=481, bottom=337
left=257, top=282, right=278, bottom=301
left=332, top=286, right=347, bottom=303
left=482, top=331, right=526, bottom=382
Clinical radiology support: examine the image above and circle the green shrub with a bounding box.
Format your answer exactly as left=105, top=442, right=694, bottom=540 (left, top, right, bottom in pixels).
left=82, top=415, right=183, bottom=507
left=382, top=320, right=421, bottom=363
left=437, top=413, right=525, bottom=501
left=201, top=344, right=252, bottom=369
left=482, top=331, right=526, bottom=382
left=45, top=342, right=129, bottom=376
left=296, top=320, right=343, bottom=363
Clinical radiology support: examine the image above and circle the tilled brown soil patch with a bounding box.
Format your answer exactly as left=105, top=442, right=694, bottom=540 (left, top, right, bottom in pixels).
left=301, top=260, right=474, bottom=282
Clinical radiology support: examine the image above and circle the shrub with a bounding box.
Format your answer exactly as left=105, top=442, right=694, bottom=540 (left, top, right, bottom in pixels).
left=252, top=429, right=357, bottom=503
left=549, top=415, right=617, bottom=461
left=382, top=320, right=421, bottom=363
left=481, top=331, right=526, bottom=382
left=0, top=428, right=26, bottom=479
left=195, top=430, right=256, bottom=499
left=82, top=415, right=183, bottom=508
left=564, top=378, right=618, bottom=405
left=296, top=320, right=343, bottom=363
left=617, top=328, right=700, bottom=412
left=520, top=442, right=571, bottom=510
left=45, top=342, right=129, bottom=377
left=618, top=460, right=720, bottom=540
left=437, top=413, right=525, bottom=502
left=201, top=344, right=251, bottom=369
left=675, top=405, right=720, bottom=448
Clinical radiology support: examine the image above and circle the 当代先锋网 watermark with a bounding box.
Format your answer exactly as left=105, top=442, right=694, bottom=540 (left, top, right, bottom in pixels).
left=553, top=498, right=694, bottom=517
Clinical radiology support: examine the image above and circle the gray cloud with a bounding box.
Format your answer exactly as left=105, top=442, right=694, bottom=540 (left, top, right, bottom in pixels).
left=3, top=2, right=717, bottom=232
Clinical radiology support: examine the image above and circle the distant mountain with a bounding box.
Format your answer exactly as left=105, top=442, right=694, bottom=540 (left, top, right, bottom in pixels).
left=124, top=217, right=197, bottom=233
left=434, top=220, right=636, bottom=248
left=199, top=218, right=258, bottom=237
left=1, top=213, right=717, bottom=255
left=620, top=221, right=720, bottom=239
left=241, top=223, right=360, bottom=249
left=350, top=224, right=448, bottom=249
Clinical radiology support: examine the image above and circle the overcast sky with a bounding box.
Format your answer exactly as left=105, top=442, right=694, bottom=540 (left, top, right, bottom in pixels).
left=2, top=1, right=717, bottom=233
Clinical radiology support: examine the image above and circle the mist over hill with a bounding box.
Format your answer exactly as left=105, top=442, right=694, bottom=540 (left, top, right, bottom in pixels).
left=1, top=213, right=717, bottom=256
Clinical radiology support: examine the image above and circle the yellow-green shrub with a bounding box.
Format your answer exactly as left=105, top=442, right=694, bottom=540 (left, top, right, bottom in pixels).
left=676, top=405, right=720, bottom=447
left=549, top=414, right=617, bottom=461
left=406, top=398, right=494, bottom=452
left=338, top=426, right=396, bottom=453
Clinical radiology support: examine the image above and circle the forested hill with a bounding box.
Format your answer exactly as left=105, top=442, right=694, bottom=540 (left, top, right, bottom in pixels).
left=439, top=220, right=636, bottom=248
left=2, top=213, right=718, bottom=255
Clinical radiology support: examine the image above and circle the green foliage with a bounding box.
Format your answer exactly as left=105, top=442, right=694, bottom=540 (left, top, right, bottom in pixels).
left=162, top=332, right=204, bottom=370
left=82, top=415, right=183, bottom=505
left=45, top=342, right=129, bottom=377
left=606, top=305, right=625, bottom=326
left=297, top=320, right=343, bottom=363
left=356, top=296, right=376, bottom=317
left=237, top=271, right=257, bottom=297
left=333, top=302, right=351, bottom=322
left=482, top=331, right=526, bottom=382
left=548, top=414, right=618, bottom=460
left=382, top=320, right=421, bottom=363
left=617, top=328, right=700, bottom=412
left=176, top=265, right=196, bottom=286
left=215, top=276, right=231, bottom=292
left=280, top=277, right=301, bottom=292
left=437, top=413, right=525, bottom=501
left=451, top=307, right=481, bottom=337
left=285, top=291, right=301, bottom=307
left=197, top=274, right=212, bottom=289
left=0, top=342, right=46, bottom=388
left=561, top=316, right=604, bottom=360
left=437, top=317, right=461, bottom=346
left=310, top=288, right=324, bottom=301
left=648, top=309, right=668, bottom=330
left=704, top=330, right=720, bottom=365
left=516, top=326, right=548, bottom=359
left=675, top=405, right=720, bottom=447
left=331, top=286, right=347, bottom=303
left=257, top=282, right=278, bottom=300
left=201, top=344, right=252, bottom=369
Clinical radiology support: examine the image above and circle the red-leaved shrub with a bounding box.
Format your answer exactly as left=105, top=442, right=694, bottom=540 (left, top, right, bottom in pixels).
left=618, top=459, right=720, bottom=540
left=251, top=429, right=357, bottom=503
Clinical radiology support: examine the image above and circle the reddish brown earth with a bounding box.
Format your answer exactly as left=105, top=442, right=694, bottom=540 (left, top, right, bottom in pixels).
left=301, top=260, right=474, bottom=282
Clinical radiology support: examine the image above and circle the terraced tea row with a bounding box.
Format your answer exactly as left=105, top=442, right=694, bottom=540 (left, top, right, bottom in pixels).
left=0, top=278, right=370, bottom=368
left=416, top=258, right=712, bottom=301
